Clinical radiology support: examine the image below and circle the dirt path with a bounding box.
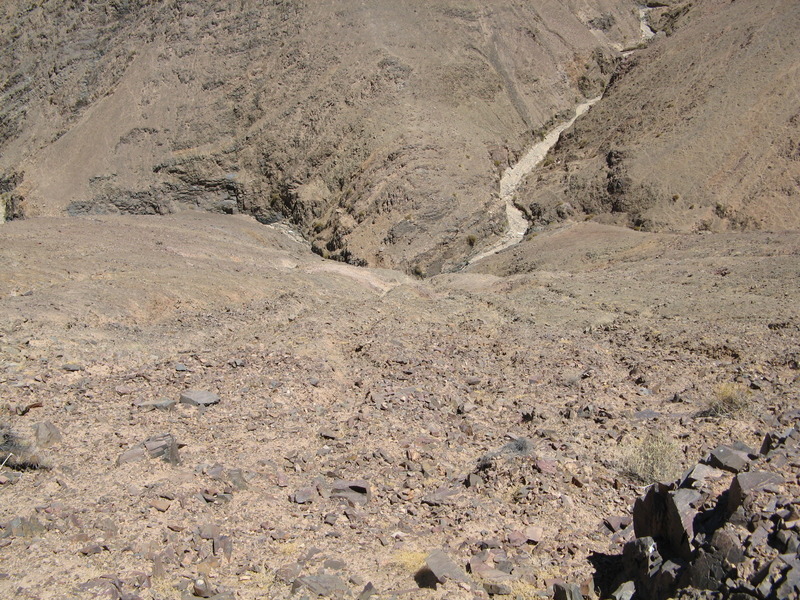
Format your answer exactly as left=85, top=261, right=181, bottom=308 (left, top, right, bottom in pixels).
left=466, top=96, right=601, bottom=266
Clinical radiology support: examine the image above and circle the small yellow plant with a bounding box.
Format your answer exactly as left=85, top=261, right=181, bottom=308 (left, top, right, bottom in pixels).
left=247, top=569, right=286, bottom=595
left=391, top=550, right=427, bottom=573
left=622, top=433, right=682, bottom=485
left=706, top=382, right=749, bottom=417
left=149, top=577, right=182, bottom=600
left=510, top=580, right=546, bottom=600
left=275, top=540, right=299, bottom=557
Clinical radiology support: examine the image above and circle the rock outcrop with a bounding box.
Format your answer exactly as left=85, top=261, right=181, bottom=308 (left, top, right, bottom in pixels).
left=602, top=428, right=800, bottom=600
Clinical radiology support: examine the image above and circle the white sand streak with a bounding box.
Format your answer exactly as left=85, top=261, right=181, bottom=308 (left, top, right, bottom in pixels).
left=467, top=96, right=601, bottom=266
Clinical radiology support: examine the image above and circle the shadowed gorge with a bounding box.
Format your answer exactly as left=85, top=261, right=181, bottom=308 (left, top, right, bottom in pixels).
left=0, top=0, right=640, bottom=274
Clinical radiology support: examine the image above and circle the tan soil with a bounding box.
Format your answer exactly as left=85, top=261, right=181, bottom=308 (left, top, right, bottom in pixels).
left=1, top=213, right=798, bottom=599
left=1, top=1, right=798, bottom=599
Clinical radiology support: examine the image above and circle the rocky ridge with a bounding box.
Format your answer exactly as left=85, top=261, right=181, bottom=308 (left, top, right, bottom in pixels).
left=516, top=0, right=800, bottom=233
left=0, top=0, right=641, bottom=274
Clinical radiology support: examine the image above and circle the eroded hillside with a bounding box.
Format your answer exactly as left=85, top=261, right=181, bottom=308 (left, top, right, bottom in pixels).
left=1, top=1, right=800, bottom=599
left=516, top=0, right=800, bottom=233
left=0, top=0, right=640, bottom=273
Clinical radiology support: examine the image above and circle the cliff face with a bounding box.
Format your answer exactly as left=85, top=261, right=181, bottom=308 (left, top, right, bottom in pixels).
left=0, top=0, right=640, bottom=273
left=517, top=0, right=800, bottom=233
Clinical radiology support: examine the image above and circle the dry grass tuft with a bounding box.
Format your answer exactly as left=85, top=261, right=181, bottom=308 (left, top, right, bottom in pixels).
left=621, top=433, right=683, bottom=485
left=510, top=580, right=546, bottom=599
left=0, top=424, right=43, bottom=470
left=391, top=550, right=427, bottom=573
left=704, top=382, right=750, bottom=417
left=149, top=577, right=182, bottom=600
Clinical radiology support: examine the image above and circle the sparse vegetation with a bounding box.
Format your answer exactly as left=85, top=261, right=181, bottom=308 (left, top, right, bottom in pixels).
left=391, top=549, right=427, bottom=573
left=0, top=425, right=40, bottom=471
left=703, top=382, right=750, bottom=417
left=510, top=579, right=546, bottom=600
left=621, top=433, right=683, bottom=485
left=244, top=568, right=286, bottom=596
left=275, top=540, right=300, bottom=557
left=149, top=577, right=182, bottom=600
left=1, top=1, right=798, bottom=597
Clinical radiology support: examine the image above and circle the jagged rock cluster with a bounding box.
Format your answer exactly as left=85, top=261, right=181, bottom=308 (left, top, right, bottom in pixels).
left=603, top=428, right=800, bottom=600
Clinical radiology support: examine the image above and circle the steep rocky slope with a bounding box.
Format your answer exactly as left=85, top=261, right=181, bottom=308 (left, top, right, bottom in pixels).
left=0, top=214, right=798, bottom=599
left=0, top=0, right=640, bottom=273
left=516, top=0, right=800, bottom=233
left=2, top=1, right=800, bottom=598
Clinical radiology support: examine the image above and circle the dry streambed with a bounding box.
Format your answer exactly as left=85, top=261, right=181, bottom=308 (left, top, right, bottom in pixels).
left=466, top=96, right=601, bottom=268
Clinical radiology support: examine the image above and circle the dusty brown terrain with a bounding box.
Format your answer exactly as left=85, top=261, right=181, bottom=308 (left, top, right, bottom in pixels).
left=0, top=0, right=641, bottom=274
left=1, top=213, right=798, bottom=599
left=517, top=0, right=800, bottom=233
left=1, top=1, right=799, bottom=599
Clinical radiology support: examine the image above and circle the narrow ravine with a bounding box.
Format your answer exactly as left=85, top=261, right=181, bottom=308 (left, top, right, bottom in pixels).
left=638, top=6, right=656, bottom=41
left=465, top=6, right=655, bottom=268
left=465, top=95, right=601, bottom=267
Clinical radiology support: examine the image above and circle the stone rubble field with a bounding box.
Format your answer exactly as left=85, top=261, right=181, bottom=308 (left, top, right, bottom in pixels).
left=0, top=213, right=798, bottom=599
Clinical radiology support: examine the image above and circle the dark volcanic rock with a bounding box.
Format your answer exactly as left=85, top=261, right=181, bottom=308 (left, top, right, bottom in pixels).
left=605, top=428, right=799, bottom=600
left=680, top=463, right=725, bottom=489
left=703, top=445, right=751, bottom=473
left=420, top=487, right=459, bottom=507
left=292, top=574, right=349, bottom=598
left=727, top=470, right=784, bottom=514
left=117, top=433, right=179, bottom=466
left=664, top=488, right=702, bottom=560
left=291, top=487, right=318, bottom=504
left=32, top=421, right=61, bottom=448
left=330, top=479, right=371, bottom=506
left=423, top=549, right=471, bottom=585
left=134, top=397, right=176, bottom=411
left=553, top=582, right=584, bottom=600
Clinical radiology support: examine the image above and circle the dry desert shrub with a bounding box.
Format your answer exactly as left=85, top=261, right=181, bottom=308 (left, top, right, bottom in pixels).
left=704, top=382, right=750, bottom=417
left=391, top=550, right=427, bottom=573
left=621, top=433, right=683, bottom=485
left=149, top=577, right=182, bottom=600
left=510, top=580, right=549, bottom=600
left=0, top=424, right=41, bottom=470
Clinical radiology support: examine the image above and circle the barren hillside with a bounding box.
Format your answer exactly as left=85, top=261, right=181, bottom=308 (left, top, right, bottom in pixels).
left=1, top=211, right=798, bottom=600
left=1, top=1, right=799, bottom=600
left=516, top=0, right=800, bottom=233
left=0, top=0, right=640, bottom=273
